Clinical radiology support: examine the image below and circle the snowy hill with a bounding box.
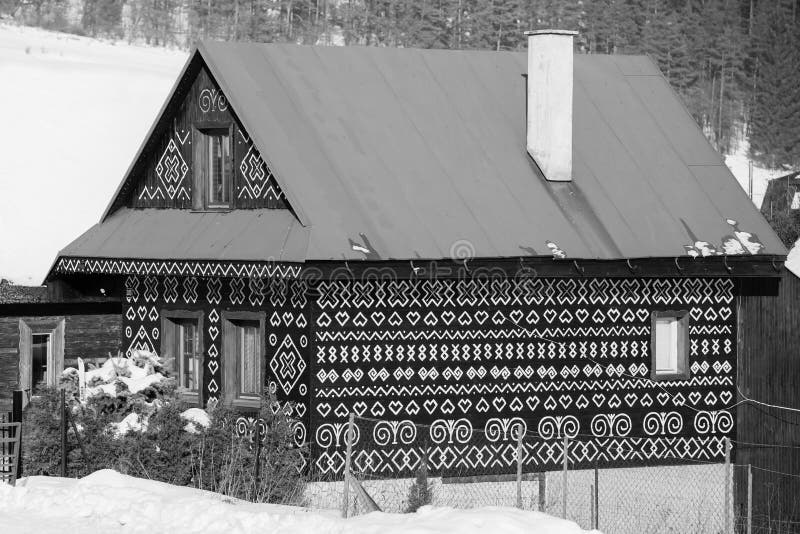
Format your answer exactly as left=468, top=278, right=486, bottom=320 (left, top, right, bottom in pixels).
left=0, top=24, right=793, bottom=284
left=0, top=24, right=186, bottom=284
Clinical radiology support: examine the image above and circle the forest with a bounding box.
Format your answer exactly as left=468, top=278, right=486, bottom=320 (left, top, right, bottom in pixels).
left=3, top=0, right=799, bottom=169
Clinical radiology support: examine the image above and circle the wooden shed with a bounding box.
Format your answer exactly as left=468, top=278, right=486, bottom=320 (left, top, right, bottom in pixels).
left=0, top=279, right=121, bottom=408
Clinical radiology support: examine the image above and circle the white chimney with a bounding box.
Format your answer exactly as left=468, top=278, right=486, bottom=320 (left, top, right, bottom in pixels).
left=525, top=29, right=578, bottom=182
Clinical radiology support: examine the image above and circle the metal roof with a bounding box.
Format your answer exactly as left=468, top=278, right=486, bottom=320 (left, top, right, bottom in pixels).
left=61, top=208, right=308, bottom=262
left=66, top=43, right=785, bottom=265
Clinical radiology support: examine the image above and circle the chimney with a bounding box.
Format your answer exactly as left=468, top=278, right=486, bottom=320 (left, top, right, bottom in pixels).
left=525, top=29, right=578, bottom=182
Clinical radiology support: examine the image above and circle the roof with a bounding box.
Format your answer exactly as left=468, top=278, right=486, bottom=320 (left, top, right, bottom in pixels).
left=0, top=280, right=47, bottom=304
left=761, top=171, right=800, bottom=216
left=62, top=43, right=785, bottom=266
left=62, top=208, right=308, bottom=262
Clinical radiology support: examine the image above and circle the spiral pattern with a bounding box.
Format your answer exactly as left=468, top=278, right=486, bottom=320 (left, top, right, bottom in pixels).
left=561, top=415, right=579, bottom=438
left=538, top=417, right=558, bottom=440
left=316, top=424, right=337, bottom=448
left=449, top=239, right=476, bottom=261
left=643, top=412, right=662, bottom=436
left=716, top=411, right=733, bottom=433
left=373, top=421, right=394, bottom=446
left=397, top=420, right=417, bottom=445
left=198, top=88, right=214, bottom=113
left=591, top=414, right=612, bottom=437
left=665, top=412, right=683, bottom=435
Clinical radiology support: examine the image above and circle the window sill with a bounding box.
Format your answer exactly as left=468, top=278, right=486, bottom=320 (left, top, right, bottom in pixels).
left=231, top=397, right=261, bottom=410
left=178, top=391, right=201, bottom=406
left=190, top=208, right=232, bottom=214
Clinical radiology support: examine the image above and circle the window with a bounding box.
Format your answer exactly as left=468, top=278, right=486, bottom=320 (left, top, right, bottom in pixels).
left=31, top=334, right=50, bottom=388
left=18, top=319, right=64, bottom=397
left=161, top=310, right=204, bottom=404
left=193, top=127, right=232, bottom=209
left=222, top=311, right=265, bottom=408
left=650, top=310, right=690, bottom=380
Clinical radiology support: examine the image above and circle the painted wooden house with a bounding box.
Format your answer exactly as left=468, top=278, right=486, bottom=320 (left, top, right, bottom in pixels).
left=47, top=31, right=787, bottom=478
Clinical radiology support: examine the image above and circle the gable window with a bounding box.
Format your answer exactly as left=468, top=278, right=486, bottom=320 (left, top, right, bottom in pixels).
left=651, top=310, right=690, bottom=381
left=222, top=311, right=265, bottom=408
left=161, top=310, right=204, bottom=404
left=193, top=126, right=232, bottom=209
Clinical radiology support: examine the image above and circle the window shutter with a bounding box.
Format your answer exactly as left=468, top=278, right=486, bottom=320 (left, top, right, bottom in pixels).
left=161, top=319, right=176, bottom=375
left=50, top=319, right=65, bottom=386
left=17, top=320, right=31, bottom=393
left=223, top=318, right=237, bottom=404
left=192, top=129, right=206, bottom=210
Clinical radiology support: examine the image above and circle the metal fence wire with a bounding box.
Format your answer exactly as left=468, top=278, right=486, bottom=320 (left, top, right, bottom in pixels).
left=300, top=414, right=800, bottom=534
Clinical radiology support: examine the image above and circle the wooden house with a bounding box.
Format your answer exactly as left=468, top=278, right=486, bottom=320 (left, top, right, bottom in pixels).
left=47, top=32, right=786, bottom=479
left=760, top=171, right=800, bottom=218
left=0, top=279, right=120, bottom=408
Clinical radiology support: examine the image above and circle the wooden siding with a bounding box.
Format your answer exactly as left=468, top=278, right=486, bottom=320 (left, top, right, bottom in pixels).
left=130, top=66, right=286, bottom=210
left=736, top=270, right=800, bottom=524
left=120, top=273, right=736, bottom=479
left=0, top=313, right=121, bottom=400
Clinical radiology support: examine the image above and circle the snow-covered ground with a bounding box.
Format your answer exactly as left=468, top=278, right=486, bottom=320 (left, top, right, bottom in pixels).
left=0, top=470, right=596, bottom=534
left=724, top=151, right=791, bottom=210
left=0, top=24, right=186, bottom=285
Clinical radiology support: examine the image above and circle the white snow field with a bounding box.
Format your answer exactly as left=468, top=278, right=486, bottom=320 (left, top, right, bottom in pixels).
left=0, top=470, right=597, bottom=534
left=0, top=24, right=186, bottom=285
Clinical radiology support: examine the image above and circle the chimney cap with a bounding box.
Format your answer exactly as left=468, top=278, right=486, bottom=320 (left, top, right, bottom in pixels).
left=524, top=29, right=579, bottom=37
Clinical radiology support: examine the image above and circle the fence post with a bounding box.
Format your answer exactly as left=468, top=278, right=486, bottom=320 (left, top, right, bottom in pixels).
left=516, top=427, right=523, bottom=508
left=562, top=435, right=569, bottom=520
left=253, top=421, right=264, bottom=499
left=538, top=473, right=546, bottom=512
left=342, top=413, right=355, bottom=518
left=594, top=464, right=599, bottom=530
left=12, top=390, right=23, bottom=479
left=747, top=464, right=752, bottom=534
left=724, top=437, right=731, bottom=534
left=60, top=389, right=66, bottom=478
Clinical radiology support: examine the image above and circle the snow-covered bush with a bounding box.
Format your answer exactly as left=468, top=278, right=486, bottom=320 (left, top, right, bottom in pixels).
left=22, top=351, right=306, bottom=504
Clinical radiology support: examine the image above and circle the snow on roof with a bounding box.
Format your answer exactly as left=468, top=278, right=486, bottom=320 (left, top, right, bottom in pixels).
left=785, top=238, right=800, bottom=278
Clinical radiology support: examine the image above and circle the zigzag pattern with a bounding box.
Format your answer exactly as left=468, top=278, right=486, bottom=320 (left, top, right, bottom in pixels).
left=315, top=325, right=654, bottom=342
left=314, top=375, right=735, bottom=399
left=54, top=257, right=301, bottom=279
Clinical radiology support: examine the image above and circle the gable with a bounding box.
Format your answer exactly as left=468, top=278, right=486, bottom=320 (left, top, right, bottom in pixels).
left=113, top=58, right=288, bottom=212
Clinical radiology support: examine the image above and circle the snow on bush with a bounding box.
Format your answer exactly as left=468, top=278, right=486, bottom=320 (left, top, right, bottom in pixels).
left=22, top=350, right=306, bottom=505
left=0, top=470, right=598, bottom=534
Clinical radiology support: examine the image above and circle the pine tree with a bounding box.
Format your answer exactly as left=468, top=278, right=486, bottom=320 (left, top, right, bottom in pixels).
left=749, top=0, right=800, bottom=168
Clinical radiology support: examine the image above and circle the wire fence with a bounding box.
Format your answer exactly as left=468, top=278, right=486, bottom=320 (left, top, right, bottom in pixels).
left=299, top=414, right=800, bottom=534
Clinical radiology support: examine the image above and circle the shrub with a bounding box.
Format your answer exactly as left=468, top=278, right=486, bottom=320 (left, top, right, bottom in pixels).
left=21, top=354, right=306, bottom=505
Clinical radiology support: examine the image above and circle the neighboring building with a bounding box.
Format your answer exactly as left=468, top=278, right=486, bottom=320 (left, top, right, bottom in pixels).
left=46, top=32, right=786, bottom=480
left=760, top=171, right=800, bottom=219
left=734, top=245, right=800, bottom=528
left=0, top=279, right=121, bottom=407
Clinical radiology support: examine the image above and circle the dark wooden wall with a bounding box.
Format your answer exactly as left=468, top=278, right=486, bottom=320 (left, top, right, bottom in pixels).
left=736, top=269, right=800, bottom=526
left=130, top=66, right=287, bottom=210
left=0, top=312, right=122, bottom=401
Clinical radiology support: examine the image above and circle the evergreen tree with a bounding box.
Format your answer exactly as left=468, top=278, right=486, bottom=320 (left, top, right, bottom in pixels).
left=749, top=0, right=800, bottom=168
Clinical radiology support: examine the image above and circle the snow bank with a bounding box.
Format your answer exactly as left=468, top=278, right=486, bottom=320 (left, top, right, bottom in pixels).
left=180, top=408, right=210, bottom=433
left=0, top=470, right=597, bottom=534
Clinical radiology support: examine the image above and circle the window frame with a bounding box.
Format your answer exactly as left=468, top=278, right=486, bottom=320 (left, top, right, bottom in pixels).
left=221, top=310, right=266, bottom=409
left=161, top=309, right=205, bottom=406
left=650, top=310, right=691, bottom=381
left=192, top=122, right=234, bottom=211
left=30, top=332, right=52, bottom=389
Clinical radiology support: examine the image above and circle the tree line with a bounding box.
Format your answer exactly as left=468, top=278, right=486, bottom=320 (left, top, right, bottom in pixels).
left=3, top=0, right=799, bottom=169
